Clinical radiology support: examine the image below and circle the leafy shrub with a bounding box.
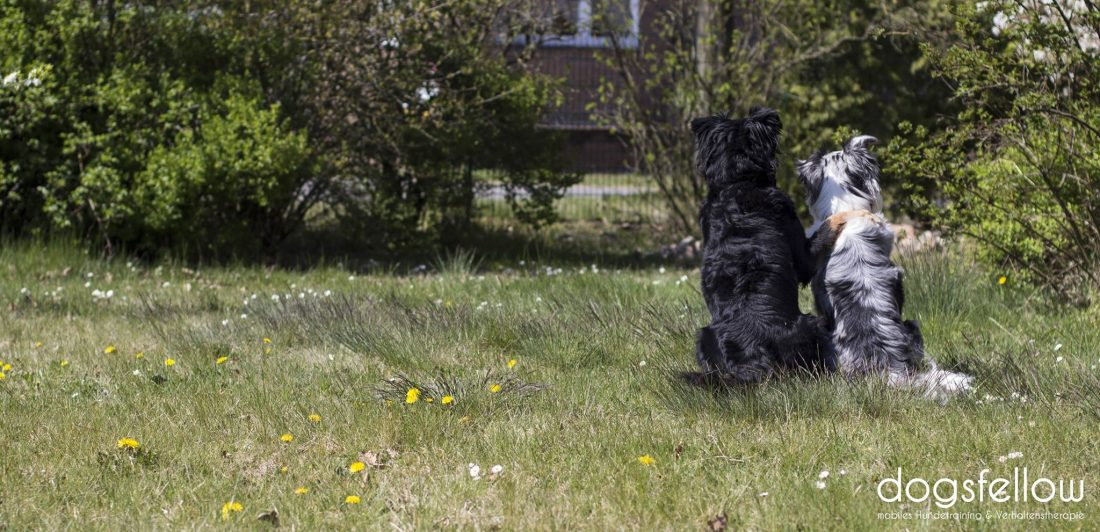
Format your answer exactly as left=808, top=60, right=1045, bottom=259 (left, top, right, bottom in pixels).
left=886, top=1, right=1100, bottom=299
left=0, top=1, right=575, bottom=257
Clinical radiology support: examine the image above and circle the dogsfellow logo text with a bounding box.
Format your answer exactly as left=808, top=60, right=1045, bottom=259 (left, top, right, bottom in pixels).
left=878, top=468, right=1085, bottom=509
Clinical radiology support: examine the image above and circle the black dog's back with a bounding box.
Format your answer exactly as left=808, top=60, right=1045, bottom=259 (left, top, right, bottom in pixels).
left=691, top=109, right=829, bottom=381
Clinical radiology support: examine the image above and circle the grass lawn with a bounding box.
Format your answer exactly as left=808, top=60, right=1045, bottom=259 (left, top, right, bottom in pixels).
left=1, top=242, right=1097, bottom=529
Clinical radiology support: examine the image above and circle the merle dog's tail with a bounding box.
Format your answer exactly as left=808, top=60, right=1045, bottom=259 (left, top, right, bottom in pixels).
left=891, top=319, right=974, bottom=400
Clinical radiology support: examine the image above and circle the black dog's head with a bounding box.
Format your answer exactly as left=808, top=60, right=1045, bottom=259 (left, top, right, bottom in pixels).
left=796, top=135, right=883, bottom=225
left=691, top=107, right=782, bottom=190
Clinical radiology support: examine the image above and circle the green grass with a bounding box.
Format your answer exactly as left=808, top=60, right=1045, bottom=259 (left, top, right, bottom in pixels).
left=1, top=242, right=1098, bottom=529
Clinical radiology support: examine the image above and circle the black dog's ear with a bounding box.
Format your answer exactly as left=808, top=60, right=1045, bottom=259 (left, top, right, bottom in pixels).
left=844, top=135, right=878, bottom=152
left=690, top=115, right=720, bottom=138
left=745, top=107, right=782, bottom=152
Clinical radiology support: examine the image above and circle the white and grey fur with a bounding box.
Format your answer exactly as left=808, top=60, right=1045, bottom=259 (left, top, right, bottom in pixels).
left=799, top=136, right=973, bottom=399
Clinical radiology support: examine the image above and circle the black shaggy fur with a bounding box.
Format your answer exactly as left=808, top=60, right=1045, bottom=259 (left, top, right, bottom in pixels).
left=692, top=108, right=831, bottom=382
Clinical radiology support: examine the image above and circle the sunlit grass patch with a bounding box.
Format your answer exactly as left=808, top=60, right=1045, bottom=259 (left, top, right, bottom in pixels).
left=0, top=244, right=1097, bottom=529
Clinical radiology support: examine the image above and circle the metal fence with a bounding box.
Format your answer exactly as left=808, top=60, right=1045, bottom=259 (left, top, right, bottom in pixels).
left=474, top=170, right=669, bottom=224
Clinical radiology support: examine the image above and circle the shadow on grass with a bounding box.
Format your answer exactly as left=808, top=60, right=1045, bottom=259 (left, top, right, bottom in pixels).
left=274, top=218, right=685, bottom=273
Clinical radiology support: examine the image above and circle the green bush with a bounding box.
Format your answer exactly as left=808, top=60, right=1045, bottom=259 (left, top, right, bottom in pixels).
left=0, top=1, right=575, bottom=257
left=885, top=1, right=1100, bottom=299
left=0, top=1, right=317, bottom=256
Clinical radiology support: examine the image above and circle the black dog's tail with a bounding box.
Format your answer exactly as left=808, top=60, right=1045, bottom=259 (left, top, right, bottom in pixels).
left=695, top=326, right=723, bottom=375
left=776, top=314, right=835, bottom=372
left=693, top=326, right=775, bottom=383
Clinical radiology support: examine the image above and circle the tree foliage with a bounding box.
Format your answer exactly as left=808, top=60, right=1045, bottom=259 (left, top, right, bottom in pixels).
left=885, top=1, right=1100, bottom=298
left=591, top=0, right=954, bottom=234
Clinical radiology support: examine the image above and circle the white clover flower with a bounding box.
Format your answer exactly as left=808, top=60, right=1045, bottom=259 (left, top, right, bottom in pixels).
left=490, top=464, right=503, bottom=475
left=818, top=470, right=830, bottom=479
left=1054, top=343, right=1063, bottom=351
left=1007, top=451, right=1023, bottom=459
left=468, top=463, right=481, bottom=480
left=1056, top=356, right=1064, bottom=363
left=221, top=319, right=229, bottom=326
left=815, top=480, right=826, bottom=489
left=758, top=492, right=768, bottom=497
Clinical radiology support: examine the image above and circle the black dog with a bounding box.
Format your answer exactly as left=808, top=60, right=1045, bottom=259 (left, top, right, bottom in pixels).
left=692, top=108, right=830, bottom=382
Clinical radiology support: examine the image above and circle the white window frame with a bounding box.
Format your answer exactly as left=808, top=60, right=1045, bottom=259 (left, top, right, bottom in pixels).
left=517, top=0, right=640, bottom=48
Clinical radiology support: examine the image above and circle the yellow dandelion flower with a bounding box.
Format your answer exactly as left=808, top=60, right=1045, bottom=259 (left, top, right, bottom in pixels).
left=489, top=383, right=502, bottom=393
left=405, top=388, right=420, bottom=404
left=349, top=461, right=365, bottom=473
left=220, top=501, right=243, bottom=520
left=441, top=395, right=455, bottom=405
left=998, top=275, right=1007, bottom=285
left=345, top=495, right=361, bottom=505
left=280, top=466, right=288, bottom=474
left=264, top=347, right=272, bottom=355
left=263, top=337, right=272, bottom=344
left=426, top=397, right=434, bottom=403
left=280, top=433, right=294, bottom=443
left=2, top=363, right=11, bottom=372
left=164, top=358, right=176, bottom=367
left=0, top=372, right=5, bottom=380
left=34, top=341, right=43, bottom=348
left=60, top=360, right=69, bottom=367
left=215, top=356, right=228, bottom=365
left=637, top=454, right=655, bottom=465
left=104, top=345, right=116, bottom=354
left=116, top=438, right=141, bottom=450
left=134, top=351, right=144, bottom=359
left=507, top=358, right=517, bottom=369
left=308, top=413, right=321, bottom=422
left=294, top=486, right=309, bottom=494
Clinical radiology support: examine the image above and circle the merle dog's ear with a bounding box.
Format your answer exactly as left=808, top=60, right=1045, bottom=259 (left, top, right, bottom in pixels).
left=844, top=135, right=878, bottom=152
left=796, top=150, right=825, bottom=198
left=745, top=107, right=782, bottom=152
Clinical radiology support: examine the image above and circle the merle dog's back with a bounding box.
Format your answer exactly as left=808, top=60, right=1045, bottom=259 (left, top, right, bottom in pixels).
left=692, top=109, right=829, bottom=382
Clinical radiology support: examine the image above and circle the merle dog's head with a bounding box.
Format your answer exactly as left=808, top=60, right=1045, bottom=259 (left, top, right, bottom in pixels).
left=797, top=135, right=884, bottom=224
left=691, top=107, right=782, bottom=190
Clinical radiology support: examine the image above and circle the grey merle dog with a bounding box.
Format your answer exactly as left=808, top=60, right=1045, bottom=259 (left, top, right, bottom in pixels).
left=798, top=135, right=973, bottom=398
left=692, top=108, right=832, bottom=383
